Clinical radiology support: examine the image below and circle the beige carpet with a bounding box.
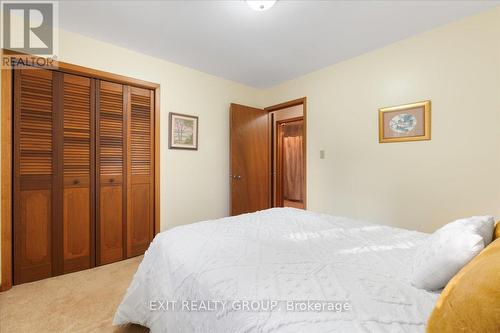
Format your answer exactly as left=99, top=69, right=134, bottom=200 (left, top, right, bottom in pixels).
left=0, top=256, right=148, bottom=333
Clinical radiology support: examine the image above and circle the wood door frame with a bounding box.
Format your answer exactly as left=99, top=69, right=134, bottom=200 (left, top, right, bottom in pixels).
left=275, top=117, right=304, bottom=207
left=1, top=51, right=161, bottom=291
left=265, top=97, right=307, bottom=209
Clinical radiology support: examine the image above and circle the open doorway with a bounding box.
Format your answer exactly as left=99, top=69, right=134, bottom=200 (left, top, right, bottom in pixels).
left=267, top=99, right=306, bottom=209
left=229, top=98, right=306, bottom=215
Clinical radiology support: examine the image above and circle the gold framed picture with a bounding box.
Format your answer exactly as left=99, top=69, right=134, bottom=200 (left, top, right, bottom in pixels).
left=169, top=112, right=199, bottom=150
left=379, top=100, right=431, bottom=143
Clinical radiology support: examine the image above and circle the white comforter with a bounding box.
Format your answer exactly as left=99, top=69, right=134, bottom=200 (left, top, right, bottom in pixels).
left=114, top=208, right=439, bottom=333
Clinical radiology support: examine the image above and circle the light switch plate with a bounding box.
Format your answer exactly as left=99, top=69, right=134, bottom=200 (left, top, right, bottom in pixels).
left=320, top=150, right=325, bottom=159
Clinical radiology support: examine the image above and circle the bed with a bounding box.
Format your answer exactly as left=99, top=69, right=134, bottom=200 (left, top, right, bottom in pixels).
left=114, top=208, right=439, bottom=332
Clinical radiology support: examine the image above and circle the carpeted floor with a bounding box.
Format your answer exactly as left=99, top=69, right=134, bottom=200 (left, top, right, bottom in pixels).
left=0, top=256, right=148, bottom=333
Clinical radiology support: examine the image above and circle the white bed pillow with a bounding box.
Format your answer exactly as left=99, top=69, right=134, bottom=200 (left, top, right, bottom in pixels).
left=441, top=215, right=495, bottom=246
left=410, top=216, right=494, bottom=291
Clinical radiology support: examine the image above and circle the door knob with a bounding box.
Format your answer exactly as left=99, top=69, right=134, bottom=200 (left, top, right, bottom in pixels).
left=235, top=175, right=242, bottom=180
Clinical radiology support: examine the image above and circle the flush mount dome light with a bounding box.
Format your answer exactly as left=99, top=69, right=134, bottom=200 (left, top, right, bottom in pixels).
left=246, top=0, right=277, bottom=11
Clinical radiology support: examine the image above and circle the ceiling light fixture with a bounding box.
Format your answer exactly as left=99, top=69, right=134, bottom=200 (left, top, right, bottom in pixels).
left=246, top=0, right=277, bottom=12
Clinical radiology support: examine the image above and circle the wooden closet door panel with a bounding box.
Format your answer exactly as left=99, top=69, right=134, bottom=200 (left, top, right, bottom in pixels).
left=62, top=74, right=94, bottom=273
left=127, top=87, right=154, bottom=257
left=17, top=189, right=52, bottom=282
left=63, top=187, right=90, bottom=267
left=129, top=181, right=150, bottom=254
left=97, top=80, right=126, bottom=265
left=13, top=68, right=54, bottom=284
left=99, top=185, right=123, bottom=263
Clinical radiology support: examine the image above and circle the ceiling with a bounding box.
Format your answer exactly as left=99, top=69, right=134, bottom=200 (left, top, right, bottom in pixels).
left=59, top=1, right=500, bottom=88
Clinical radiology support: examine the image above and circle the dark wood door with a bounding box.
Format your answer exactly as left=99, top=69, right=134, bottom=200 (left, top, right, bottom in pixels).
left=13, top=68, right=55, bottom=284
left=126, top=87, right=154, bottom=257
left=230, top=103, right=270, bottom=216
left=61, top=73, right=95, bottom=273
left=96, top=80, right=126, bottom=265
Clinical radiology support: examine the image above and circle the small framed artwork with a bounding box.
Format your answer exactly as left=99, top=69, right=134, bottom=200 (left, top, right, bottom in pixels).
left=169, top=112, right=199, bottom=150
left=379, top=100, right=431, bottom=143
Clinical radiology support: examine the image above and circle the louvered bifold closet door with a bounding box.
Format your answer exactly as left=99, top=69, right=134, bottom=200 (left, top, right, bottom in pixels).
left=97, top=81, right=126, bottom=265
left=127, top=87, right=154, bottom=257
left=13, top=68, right=55, bottom=284
left=62, top=74, right=95, bottom=273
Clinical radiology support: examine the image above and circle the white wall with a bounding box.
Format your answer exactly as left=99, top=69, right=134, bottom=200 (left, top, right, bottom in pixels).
left=262, top=7, right=500, bottom=232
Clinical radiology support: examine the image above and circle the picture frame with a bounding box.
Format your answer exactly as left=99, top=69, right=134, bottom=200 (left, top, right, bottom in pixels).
left=168, top=112, right=199, bottom=150
left=378, top=100, right=431, bottom=143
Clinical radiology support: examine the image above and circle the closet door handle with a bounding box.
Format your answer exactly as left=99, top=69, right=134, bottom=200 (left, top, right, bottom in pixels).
left=109, top=178, right=115, bottom=183
left=73, top=179, right=80, bottom=185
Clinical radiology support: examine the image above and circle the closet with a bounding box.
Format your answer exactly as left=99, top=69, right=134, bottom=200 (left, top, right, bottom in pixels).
left=13, top=66, right=157, bottom=284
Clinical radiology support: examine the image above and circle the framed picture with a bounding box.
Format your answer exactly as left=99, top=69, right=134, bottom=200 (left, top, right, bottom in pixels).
left=379, top=100, right=431, bottom=143
left=169, top=112, right=199, bottom=150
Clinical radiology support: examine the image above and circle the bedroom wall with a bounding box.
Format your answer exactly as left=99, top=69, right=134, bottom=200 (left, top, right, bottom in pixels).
left=262, top=7, right=500, bottom=233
